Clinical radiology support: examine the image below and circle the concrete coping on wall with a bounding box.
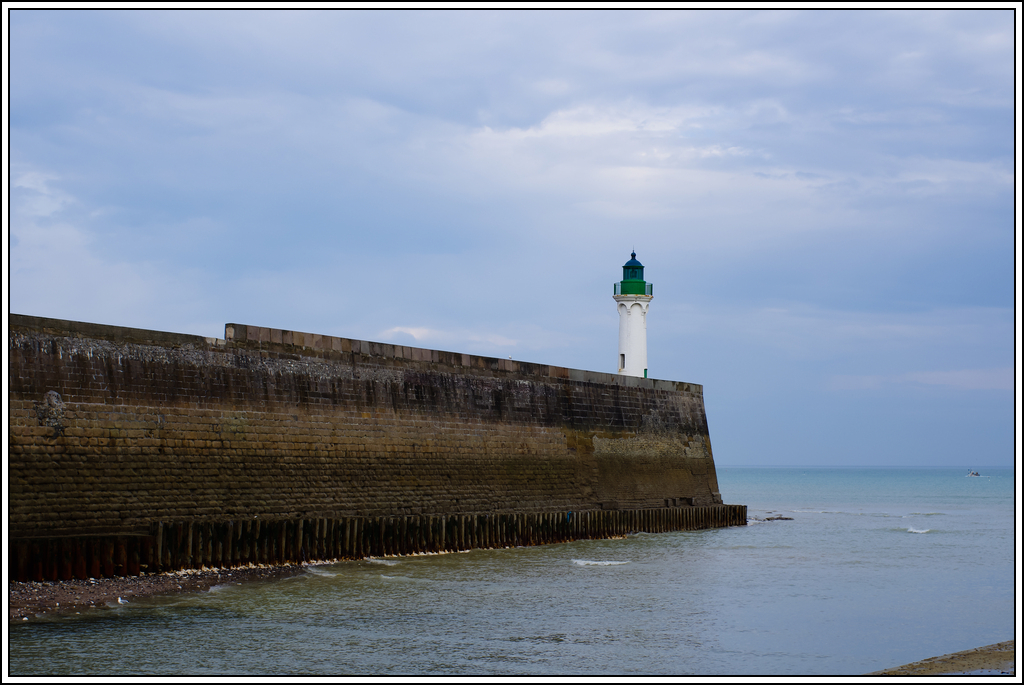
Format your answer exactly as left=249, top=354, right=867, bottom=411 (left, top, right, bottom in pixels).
left=7, top=314, right=701, bottom=394
left=10, top=313, right=226, bottom=349
left=224, top=322, right=702, bottom=394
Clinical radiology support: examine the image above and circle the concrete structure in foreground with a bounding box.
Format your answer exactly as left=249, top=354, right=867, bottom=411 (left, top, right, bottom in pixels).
left=8, top=314, right=745, bottom=581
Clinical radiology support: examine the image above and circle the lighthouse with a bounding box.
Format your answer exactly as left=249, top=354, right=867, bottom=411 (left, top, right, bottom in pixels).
left=614, top=251, right=653, bottom=378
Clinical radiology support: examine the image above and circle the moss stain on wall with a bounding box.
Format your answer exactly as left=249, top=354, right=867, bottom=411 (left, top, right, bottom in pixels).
left=9, top=315, right=734, bottom=554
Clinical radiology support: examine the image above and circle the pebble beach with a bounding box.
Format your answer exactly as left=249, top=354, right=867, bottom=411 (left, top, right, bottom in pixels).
left=869, top=640, right=1015, bottom=676
left=9, top=564, right=304, bottom=622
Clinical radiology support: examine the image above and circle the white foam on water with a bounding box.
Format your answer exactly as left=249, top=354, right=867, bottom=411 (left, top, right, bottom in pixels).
left=366, top=558, right=399, bottom=566
left=907, top=527, right=931, bottom=534
left=572, top=559, right=630, bottom=566
left=305, top=567, right=337, bottom=577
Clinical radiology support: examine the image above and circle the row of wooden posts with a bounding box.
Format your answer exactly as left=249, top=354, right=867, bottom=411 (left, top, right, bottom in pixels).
left=10, top=504, right=747, bottom=582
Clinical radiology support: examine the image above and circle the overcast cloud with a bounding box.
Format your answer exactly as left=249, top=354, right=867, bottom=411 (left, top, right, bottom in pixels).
left=7, top=9, right=1017, bottom=467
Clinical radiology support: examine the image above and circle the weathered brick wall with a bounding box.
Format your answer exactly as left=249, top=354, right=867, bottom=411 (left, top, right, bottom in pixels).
left=8, top=315, right=723, bottom=539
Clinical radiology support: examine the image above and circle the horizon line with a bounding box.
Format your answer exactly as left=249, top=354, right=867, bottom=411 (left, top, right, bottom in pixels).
left=716, top=464, right=1014, bottom=469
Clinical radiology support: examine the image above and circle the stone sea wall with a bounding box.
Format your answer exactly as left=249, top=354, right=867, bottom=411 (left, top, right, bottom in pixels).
left=8, top=314, right=743, bottom=580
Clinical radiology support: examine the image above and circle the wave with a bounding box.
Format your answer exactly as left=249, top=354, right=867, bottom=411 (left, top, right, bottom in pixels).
left=907, top=527, right=931, bottom=534
left=305, top=567, right=337, bottom=577
left=366, top=558, right=399, bottom=566
left=572, top=559, right=630, bottom=566
left=791, top=509, right=946, bottom=519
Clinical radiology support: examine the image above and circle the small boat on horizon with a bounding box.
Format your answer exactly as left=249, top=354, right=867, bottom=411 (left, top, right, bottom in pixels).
left=966, top=470, right=981, bottom=477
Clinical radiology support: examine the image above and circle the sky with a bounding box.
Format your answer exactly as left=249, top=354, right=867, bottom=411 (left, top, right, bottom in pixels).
left=6, top=9, right=1019, bottom=467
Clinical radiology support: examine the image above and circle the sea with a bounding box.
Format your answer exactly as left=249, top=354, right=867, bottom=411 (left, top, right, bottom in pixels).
left=7, top=467, right=1016, bottom=677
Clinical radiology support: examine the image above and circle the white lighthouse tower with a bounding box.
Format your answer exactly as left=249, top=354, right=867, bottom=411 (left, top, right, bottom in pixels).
left=614, top=251, right=653, bottom=378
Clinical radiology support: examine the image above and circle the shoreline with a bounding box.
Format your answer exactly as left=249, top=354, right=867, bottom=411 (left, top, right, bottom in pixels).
left=9, top=564, right=307, bottom=622
left=868, top=640, right=1015, bottom=676
left=10, top=570, right=1014, bottom=676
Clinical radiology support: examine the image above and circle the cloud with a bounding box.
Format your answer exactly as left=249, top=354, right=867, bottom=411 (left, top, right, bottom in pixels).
left=7, top=10, right=1014, bottom=468
left=895, top=157, right=1013, bottom=193
left=670, top=303, right=1012, bottom=360
left=656, top=301, right=1012, bottom=398
left=381, top=326, right=438, bottom=342
left=900, top=368, right=1013, bottom=391
left=381, top=326, right=517, bottom=350
left=11, top=11, right=1012, bottom=268
left=9, top=171, right=217, bottom=334
left=12, top=172, right=74, bottom=217
left=483, top=104, right=714, bottom=139
left=830, top=368, right=1012, bottom=391
left=11, top=212, right=161, bottom=325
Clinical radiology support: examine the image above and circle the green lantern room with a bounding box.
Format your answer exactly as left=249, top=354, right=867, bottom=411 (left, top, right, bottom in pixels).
left=615, top=252, right=653, bottom=296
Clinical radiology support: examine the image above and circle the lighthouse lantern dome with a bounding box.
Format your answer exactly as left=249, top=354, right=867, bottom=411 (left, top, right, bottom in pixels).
left=622, top=251, right=644, bottom=281
left=616, top=251, right=652, bottom=296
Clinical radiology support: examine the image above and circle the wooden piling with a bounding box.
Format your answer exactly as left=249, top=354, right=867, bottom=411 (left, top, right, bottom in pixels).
left=8, top=505, right=750, bottom=579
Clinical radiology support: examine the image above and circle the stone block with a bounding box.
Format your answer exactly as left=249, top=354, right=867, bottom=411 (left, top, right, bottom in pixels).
left=8, top=315, right=723, bottom=541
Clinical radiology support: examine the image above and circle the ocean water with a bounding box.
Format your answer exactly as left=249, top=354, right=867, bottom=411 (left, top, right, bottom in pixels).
left=7, top=468, right=1015, bottom=676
